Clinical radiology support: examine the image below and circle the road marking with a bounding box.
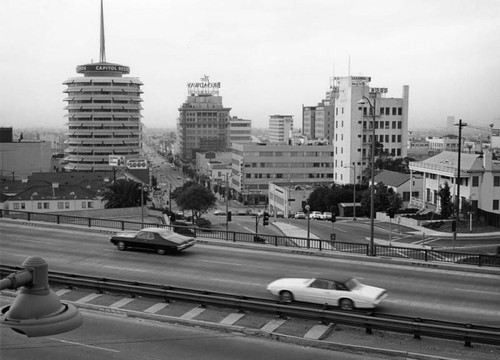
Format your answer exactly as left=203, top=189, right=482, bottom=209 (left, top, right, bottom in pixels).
left=103, top=265, right=148, bottom=272
left=199, top=259, right=242, bottom=266
left=51, top=338, right=120, bottom=353
left=454, top=288, right=500, bottom=296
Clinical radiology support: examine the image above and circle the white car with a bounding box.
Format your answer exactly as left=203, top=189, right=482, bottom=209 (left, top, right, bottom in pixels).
left=266, top=277, right=387, bottom=310
left=321, top=212, right=332, bottom=221
left=309, top=211, right=323, bottom=220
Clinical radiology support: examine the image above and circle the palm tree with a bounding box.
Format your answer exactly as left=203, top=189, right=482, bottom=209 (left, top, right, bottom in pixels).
left=101, top=179, right=148, bottom=208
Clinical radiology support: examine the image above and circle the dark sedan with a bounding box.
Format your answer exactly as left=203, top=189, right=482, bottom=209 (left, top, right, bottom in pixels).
left=110, top=227, right=196, bottom=255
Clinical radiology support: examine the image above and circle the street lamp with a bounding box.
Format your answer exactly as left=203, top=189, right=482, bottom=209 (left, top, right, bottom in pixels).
left=358, top=93, right=376, bottom=256
left=344, top=162, right=357, bottom=221
left=305, top=204, right=311, bottom=239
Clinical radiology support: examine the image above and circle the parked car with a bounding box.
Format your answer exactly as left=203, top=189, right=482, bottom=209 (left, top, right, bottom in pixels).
left=110, top=227, right=196, bottom=255
left=276, top=211, right=284, bottom=218
left=266, top=277, right=387, bottom=310
left=309, top=211, right=323, bottom=220
left=321, top=212, right=332, bottom=221
left=237, top=209, right=247, bottom=216
left=294, top=212, right=306, bottom=219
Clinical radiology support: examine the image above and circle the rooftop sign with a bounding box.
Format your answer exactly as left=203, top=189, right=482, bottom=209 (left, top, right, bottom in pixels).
left=187, top=75, right=220, bottom=95
left=77, top=64, right=130, bottom=75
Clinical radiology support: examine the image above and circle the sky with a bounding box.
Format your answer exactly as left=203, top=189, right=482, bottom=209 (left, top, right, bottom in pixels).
left=1, top=0, right=500, bottom=131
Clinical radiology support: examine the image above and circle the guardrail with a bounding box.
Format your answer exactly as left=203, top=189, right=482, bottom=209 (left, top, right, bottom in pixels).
left=1, top=209, right=499, bottom=268
left=1, top=265, right=498, bottom=347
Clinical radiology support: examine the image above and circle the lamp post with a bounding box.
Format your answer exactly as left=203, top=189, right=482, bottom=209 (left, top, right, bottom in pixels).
left=358, top=94, right=376, bottom=256
left=344, top=162, right=357, bottom=221
left=305, top=204, right=311, bottom=239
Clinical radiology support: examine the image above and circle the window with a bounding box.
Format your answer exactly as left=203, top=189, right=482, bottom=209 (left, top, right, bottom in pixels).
left=43, top=202, right=49, bottom=209
left=493, top=200, right=499, bottom=210
left=58, top=202, right=64, bottom=209
left=392, top=135, right=396, bottom=142
left=398, top=107, right=402, bottom=115
left=472, top=176, right=479, bottom=187
left=13, top=203, right=19, bottom=210
left=398, top=121, right=402, bottom=129
left=397, top=135, right=402, bottom=142
left=494, top=176, right=500, bottom=187
left=392, top=107, right=397, bottom=115
left=392, top=121, right=396, bottom=129
left=65, top=202, right=70, bottom=209
left=82, top=202, right=87, bottom=209
left=21, top=203, right=25, bottom=209
left=88, top=201, right=93, bottom=208
left=38, top=202, right=42, bottom=209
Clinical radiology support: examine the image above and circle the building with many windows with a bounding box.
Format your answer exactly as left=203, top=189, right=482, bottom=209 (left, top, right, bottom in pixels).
left=63, top=2, right=143, bottom=171
left=302, top=90, right=335, bottom=142
left=229, top=116, right=252, bottom=145
left=332, top=76, right=409, bottom=185
left=230, top=142, right=334, bottom=205
left=269, top=115, right=293, bottom=143
left=177, top=75, right=231, bottom=161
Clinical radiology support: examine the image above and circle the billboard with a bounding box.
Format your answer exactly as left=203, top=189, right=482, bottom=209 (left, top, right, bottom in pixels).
left=109, top=155, right=125, bottom=167
left=126, top=158, right=148, bottom=169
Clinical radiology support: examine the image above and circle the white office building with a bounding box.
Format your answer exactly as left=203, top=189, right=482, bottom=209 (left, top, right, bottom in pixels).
left=332, top=76, right=409, bottom=185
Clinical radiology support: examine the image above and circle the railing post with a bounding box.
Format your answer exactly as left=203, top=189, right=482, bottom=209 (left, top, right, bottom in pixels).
left=0, top=210, right=2, bottom=218
left=57, top=215, right=60, bottom=224
left=478, top=255, right=482, bottom=267
left=88, top=218, right=92, bottom=227
left=425, top=250, right=428, bottom=262
left=121, top=221, right=125, bottom=231
left=27, top=212, right=31, bottom=221
left=274, top=235, right=278, bottom=246
left=319, top=240, right=322, bottom=251
left=307, top=238, right=310, bottom=249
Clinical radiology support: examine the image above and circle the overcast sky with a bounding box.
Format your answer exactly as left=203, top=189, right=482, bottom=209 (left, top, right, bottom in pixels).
left=1, top=0, right=499, bottom=131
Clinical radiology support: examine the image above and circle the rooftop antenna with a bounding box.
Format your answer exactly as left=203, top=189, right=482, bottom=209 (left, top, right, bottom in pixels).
left=348, top=54, right=351, bottom=77
left=99, top=0, right=106, bottom=63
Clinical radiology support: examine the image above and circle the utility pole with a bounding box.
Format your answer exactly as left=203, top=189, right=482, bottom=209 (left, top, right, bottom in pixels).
left=454, top=119, right=467, bottom=248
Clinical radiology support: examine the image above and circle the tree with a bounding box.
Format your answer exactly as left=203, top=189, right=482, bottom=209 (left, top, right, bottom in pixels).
left=438, top=181, right=454, bottom=219
left=359, top=183, right=402, bottom=216
left=171, top=182, right=217, bottom=220
left=101, top=179, right=149, bottom=208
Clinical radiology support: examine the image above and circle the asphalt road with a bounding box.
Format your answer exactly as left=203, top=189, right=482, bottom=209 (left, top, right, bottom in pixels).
left=1, top=301, right=380, bottom=360
left=1, top=222, right=499, bottom=327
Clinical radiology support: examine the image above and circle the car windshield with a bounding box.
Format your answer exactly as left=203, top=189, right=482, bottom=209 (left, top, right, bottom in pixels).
left=344, top=278, right=361, bottom=291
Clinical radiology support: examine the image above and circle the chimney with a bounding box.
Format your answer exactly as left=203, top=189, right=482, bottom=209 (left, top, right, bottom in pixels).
left=483, top=150, right=493, bottom=171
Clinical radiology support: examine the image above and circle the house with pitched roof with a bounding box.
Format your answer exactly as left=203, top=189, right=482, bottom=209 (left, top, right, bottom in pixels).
left=409, top=150, right=500, bottom=221
left=373, top=170, right=423, bottom=207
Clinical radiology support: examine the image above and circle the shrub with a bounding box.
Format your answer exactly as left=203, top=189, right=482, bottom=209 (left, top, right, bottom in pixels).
left=195, top=217, right=211, bottom=229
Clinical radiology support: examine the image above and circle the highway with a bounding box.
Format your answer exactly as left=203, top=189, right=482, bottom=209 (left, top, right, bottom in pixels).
left=1, top=221, right=499, bottom=327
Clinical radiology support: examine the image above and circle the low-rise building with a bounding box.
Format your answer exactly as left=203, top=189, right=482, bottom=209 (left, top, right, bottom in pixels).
left=409, top=151, right=500, bottom=221
left=373, top=170, right=422, bottom=207
left=231, top=142, right=334, bottom=205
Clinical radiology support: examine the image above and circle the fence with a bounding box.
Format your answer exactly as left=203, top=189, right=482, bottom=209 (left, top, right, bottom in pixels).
left=1, top=209, right=499, bottom=268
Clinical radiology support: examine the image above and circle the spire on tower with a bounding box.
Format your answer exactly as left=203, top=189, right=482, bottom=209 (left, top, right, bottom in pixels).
left=99, top=0, right=106, bottom=63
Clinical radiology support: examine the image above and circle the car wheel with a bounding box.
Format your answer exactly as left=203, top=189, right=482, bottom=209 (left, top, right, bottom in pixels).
left=156, top=248, right=166, bottom=255
left=117, top=241, right=126, bottom=251
left=339, top=298, right=354, bottom=310
left=279, top=291, right=294, bottom=303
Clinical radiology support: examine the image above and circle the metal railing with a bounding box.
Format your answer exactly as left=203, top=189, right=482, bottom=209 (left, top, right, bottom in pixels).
left=1, top=265, right=498, bottom=347
left=1, top=209, right=499, bottom=268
